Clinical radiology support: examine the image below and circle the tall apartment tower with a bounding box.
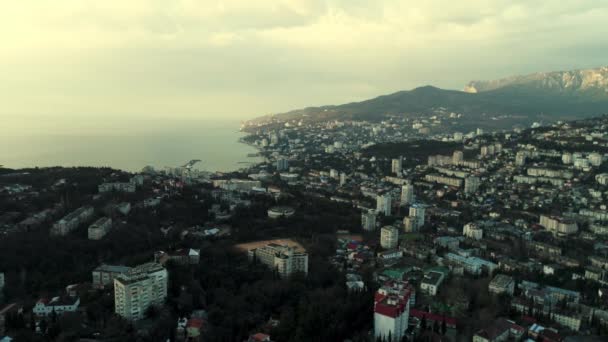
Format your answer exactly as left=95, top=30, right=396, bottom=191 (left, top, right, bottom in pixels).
left=409, top=204, right=426, bottom=230
left=376, top=194, right=392, bottom=216
left=400, top=184, right=414, bottom=206
left=391, top=158, right=403, bottom=175
left=362, top=210, right=377, bottom=232
left=114, top=262, right=168, bottom=321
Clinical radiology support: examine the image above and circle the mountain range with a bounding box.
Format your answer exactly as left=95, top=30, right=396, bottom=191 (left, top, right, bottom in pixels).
left=246, top=66, right=608, bottom=130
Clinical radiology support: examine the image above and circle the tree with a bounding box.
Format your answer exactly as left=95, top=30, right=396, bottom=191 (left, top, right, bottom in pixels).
left=441, top=317, right=447, bottom=335
left=421, top=315, right=427, bottom=331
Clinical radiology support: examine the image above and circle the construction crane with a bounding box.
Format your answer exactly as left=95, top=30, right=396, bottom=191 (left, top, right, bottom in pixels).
left=181, top=159, right=201, bottom=170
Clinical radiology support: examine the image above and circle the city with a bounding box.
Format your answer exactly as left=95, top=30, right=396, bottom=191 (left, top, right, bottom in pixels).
left=2, top=114, right=608, bottom=341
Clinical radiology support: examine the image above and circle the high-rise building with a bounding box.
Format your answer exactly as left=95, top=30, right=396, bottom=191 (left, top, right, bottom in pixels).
left=376, top=194, right=392, bottom=216
left=515, top=152, right=527, bottom=166
left=400, top=184, right=414, bottom=207
left=391, top=158, right=403, bottom=175
left=452, top=151, right=463, bottom=164
left=114, top=262, right=168, bottom=321
left=464, top=176, right=481, bottom=194
left=340, top=172, right=347, bottom=186
left=380, top=226, right=399, bottom=249
left=362, top=210, right=377, bottom=231
left=374, top=280, right=413, bottom=342
left=276, top=158, right=289, bottom=171
left=248, top=244, right=308, bottom=278
left=409, top=204, right=425, bottom=229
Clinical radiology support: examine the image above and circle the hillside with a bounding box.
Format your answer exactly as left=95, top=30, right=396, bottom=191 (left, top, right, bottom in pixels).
left=246, top=67, right=608, bottom=130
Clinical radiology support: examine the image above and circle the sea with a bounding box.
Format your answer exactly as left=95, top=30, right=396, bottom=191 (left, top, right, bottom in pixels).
left=0, top=118, right=261, bottom=173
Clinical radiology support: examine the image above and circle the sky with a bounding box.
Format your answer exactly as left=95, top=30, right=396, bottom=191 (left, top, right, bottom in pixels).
left=2, top=0, right=608, bottom=131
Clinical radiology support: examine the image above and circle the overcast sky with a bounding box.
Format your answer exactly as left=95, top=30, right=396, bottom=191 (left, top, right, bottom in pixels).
left=2, top=0, right=607, bottom=127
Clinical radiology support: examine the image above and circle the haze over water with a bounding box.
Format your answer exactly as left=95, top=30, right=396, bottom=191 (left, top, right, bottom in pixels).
left=1, top=118, right=259, bottom=172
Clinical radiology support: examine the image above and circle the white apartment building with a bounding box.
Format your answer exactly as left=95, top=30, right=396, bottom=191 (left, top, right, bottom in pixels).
left=391, top=158, right=403, bottom=175
left=409, top=204, right=426, bottom=230
left=380, top=226, right=399, bottom=249
left=420, top=271, right=445, bottom=296
left=376, top=194, right=392, bottom=216
left=248, top=244, right=308, bottom=278
left=114, top=262, right=168, bottom=321
left=361, top=210, right=377, bottom=232
left=463, top=223, right=483, bottom=240
left=51, top=206, right=95, bottom=236
left=88, top=217, right=112, bottom=240
left=374, top=281, right=413, bottom=342
left=424, top=174, right=463, bottom=187
left=400, top=184, right=414, bottom=206
left=539, top=215, right=578, bottom=236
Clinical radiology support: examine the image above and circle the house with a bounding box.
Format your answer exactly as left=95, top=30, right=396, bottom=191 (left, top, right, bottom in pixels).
left=155, top=249, right=201, bottom=266
left=473, top=318, right=524, bottom=342
left=33, top=296, right=80, bottom=317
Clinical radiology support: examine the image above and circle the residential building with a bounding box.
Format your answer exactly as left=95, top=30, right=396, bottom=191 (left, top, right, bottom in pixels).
left=391, top=158, right=403, bottom=175
left=376, top=194, right=392, bottom=216
left=463, top=222, right=483, bottom=240
left=539, top=215, right=578, bottom=236
left=92, top=264, right=132, bottom=289
left=98, top=182, right=136, bottom=193
left=51, top=206, right=94, bottom=236
left=114, top=262, right=168, bottom=321
left=381, top=226, right=399, bottom=249
left=374, top=280, right=413, bottom=342
left=248, top=244, right=308, bottom=278
left=464, top=176, right=481, bottom=194
left=0, top=272, right=4, bottom=292
left=424, top=174, right=463, bottom=187
left=154, top=248, right=200, bottom=266
left=489, top=274, right=515, bottom=296
left=276, top=158, right=289, bottom=171
left=88, top=217, right=112, bottom=240
left=400, top=183, right=414, bottom=206
left=473, top=318, right=524, bottom=342
left=33, top=296, right=80, bottom=317
left=420, top=271, right=445, bottom=296
left=452, top=150, right=463, bottom=164
left=362, top=210, right=377, bottom=231
left=409, top=204, right=426, bottom=229
left=445, top=253, right=498, bottom=276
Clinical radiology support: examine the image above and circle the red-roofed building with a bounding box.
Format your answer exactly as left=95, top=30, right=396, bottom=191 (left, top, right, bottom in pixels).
left=247, top=333, right=272, bottom=342
left=409, top=309, right=457, bottom=329
left=374, top=280, right=413, bottom=342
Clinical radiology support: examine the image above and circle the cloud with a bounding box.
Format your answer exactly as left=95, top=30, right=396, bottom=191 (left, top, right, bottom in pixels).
left=0, top=0, right=607, bottom=124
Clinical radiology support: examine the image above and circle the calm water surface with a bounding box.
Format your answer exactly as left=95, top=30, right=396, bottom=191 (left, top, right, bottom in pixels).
left=1, top=119, right=260, bottom=172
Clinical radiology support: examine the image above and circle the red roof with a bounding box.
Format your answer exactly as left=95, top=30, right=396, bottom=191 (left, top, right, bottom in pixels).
left=410, top=309, right=457, bottom=327
left=186, top=318, right=204, bottom=329
left=251, top=333, right=270, bottom=341
left=346, top=242, right=359, bottom=250
left=375, top=301, right=407, bottom=318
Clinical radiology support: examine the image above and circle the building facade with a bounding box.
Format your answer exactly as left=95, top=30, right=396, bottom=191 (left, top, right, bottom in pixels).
left=374, top=280, right=413, bottom=342
left=88, top=217, right=112, bottom=240
left=248, top=244, right=308, bottom=278
left=114, top=262, right=168, bottom=321
left=380, top=226, right=399, bottom=249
